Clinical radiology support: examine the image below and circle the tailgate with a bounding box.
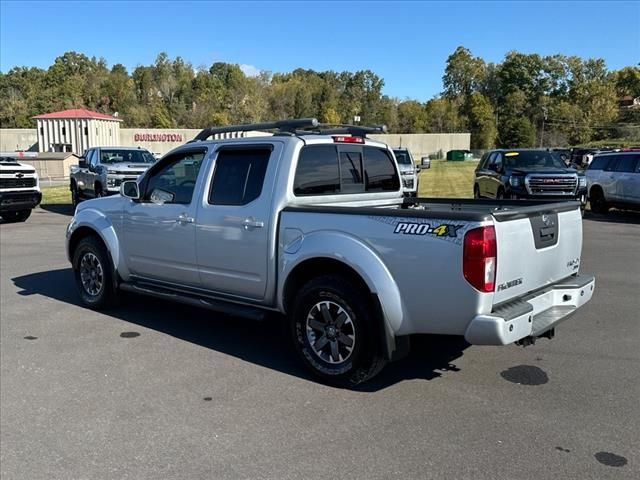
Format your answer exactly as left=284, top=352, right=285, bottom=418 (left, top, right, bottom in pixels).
left=492, top=202, right=583, bottom=304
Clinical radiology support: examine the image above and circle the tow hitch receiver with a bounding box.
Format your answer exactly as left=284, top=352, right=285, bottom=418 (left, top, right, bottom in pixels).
left=516, top=328, right=555, bottom=347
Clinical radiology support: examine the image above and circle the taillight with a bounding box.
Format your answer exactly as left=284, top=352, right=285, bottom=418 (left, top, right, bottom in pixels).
left=332, top=135, right=364, bottom=144
left=463, top=226, right=497, bottom=293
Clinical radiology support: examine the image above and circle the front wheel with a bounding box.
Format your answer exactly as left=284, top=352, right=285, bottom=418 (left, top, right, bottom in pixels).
left=290, top=275, right=387, bottom=387
left=71, top=183, right=81, bottom=207
left=72, top=236, right=119, bottom=309
left=1, top=209, right=32, bottom=223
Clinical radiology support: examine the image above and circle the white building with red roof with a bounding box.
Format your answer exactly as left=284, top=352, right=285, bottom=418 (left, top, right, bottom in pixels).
left=33, top=108, right=123, bottom=154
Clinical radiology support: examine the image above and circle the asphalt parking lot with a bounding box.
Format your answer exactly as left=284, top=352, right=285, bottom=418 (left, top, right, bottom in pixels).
left=1, top=206, right=639, bottom=480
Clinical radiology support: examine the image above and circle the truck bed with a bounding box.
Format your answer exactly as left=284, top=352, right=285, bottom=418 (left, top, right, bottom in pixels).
left=280, top=197, right=586, bottom=338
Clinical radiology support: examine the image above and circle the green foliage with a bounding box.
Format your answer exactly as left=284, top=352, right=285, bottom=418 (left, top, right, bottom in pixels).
left=467, top=92, right=496, bottom=149
left=499, top=117, right=536, bottom=148
left=0, top=49, right=635, bottom=149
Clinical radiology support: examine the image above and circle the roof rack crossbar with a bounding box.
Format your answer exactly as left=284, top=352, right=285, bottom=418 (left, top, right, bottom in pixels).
left=306, top=124, right=388, bottom=136
left=194, top=118, right=319, bottom=141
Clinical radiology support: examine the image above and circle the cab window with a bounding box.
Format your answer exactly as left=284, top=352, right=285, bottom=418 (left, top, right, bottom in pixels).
left=143, top=150, right=205, bottom=205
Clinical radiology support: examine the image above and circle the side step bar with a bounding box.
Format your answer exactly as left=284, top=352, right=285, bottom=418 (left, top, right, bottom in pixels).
left=119, top=282, right=267, bottom=321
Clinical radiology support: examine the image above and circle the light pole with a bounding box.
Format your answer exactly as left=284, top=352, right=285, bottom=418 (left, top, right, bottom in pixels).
left=540, top=107, right=548, bottom=148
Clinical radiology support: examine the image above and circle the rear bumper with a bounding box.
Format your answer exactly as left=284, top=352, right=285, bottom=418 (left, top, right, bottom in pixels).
left=0, top=190, right=42, bottom=212
left=465, top=274, right=595, bottom=345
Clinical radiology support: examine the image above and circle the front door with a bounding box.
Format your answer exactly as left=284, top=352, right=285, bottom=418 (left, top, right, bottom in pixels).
left=121, top=148, right=208, bottom=287
left=195, top=144, right=279, bottom=300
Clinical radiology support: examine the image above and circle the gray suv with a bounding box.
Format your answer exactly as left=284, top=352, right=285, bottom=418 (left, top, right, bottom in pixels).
left=586, top=151, right=640, bottom=213
left=70, top=147, right=156, bottom=206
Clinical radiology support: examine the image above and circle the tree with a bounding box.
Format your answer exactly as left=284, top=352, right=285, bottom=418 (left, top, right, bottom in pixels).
left=499, top=117, right=535, bottom=148
left=443, top=46, right=486, bottom=99
left=467, top=92, right=496, bottom=149
left=396, top=100, right=427, bottom=133
left=613, top=66, right=640, bottom=97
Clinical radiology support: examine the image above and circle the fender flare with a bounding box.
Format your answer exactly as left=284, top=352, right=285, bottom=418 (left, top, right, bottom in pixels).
left=66, top=207, right=129, bottom=279
left=278, top=230, right=406, bottom=341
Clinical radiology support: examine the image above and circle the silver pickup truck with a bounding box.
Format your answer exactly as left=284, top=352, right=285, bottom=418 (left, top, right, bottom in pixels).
left=70, top=146, right=156, bottom=206
left=66, top=119, right=595, bottom=386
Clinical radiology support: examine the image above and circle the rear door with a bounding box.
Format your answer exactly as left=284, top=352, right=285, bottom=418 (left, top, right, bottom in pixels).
left=601, top=156, right=620, bottom=201
left=614, top=154, right=640, bottom=205
left=195, top=143, right=280, bottom=300
left=491, top=204, right=584, bottom=304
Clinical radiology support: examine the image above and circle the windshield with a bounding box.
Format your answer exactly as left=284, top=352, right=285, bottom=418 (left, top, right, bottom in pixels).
left=100, top=149, right=155, bottom=164
left=393, top=150, right=413, bottom=166
left=0, top=156, right=20, bottom=164
left=504, top=151, right=567, bottom=169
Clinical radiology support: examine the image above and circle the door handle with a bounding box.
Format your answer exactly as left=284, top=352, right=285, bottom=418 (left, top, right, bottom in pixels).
left=243, top=217, right=264, bottom=230
left=176, top=214, right=194, bottom=224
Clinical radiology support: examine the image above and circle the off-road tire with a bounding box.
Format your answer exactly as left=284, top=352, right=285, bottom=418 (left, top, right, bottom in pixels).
left=72, top=235, right=119, bottom=310
left=290, top=275, right=387, bottom=387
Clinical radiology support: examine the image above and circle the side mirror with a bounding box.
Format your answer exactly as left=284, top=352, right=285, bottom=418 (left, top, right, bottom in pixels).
left=415, top=164, right=421, bottom=173
left=421, top=157, right=431, bottom=169
left=78, top=159, right=88, bottom=169
left=120, top=180, right=140, bottom=200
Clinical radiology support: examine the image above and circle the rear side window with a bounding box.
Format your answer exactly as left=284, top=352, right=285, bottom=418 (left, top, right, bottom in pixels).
left=294, top=144, right=400, bottom=196
left=614, top=154, right=639, bottom=173
left=364, top=147, right=400, bottom=191
left=294, top=145, right=340, bottom=196
left=588, top=155, right=611, bottom=171
left=209, top=148, right=271, bottom=205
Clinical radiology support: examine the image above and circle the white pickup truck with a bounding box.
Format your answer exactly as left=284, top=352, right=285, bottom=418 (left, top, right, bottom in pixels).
left=66, top=119, right=595, bottom=386
left=0, top=152, right=41, bottom=222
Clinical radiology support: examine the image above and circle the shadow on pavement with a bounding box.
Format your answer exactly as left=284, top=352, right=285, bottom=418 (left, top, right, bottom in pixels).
left=583, top=210, right=640, bottom=225
left=12, top=268, right=469, bottom=391
left=40, top=204, right=75, bottom=216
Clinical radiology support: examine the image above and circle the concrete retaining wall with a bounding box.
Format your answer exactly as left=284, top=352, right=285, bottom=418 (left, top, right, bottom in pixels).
left=369, top=133, right=471, bottom=160
left=1, top=128, right=471, bottom=159
left=0, top=129, right=38, bottom=152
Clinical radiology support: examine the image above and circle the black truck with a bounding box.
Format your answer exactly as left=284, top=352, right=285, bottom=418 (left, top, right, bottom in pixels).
left=474, top=149, right=587, bottom=207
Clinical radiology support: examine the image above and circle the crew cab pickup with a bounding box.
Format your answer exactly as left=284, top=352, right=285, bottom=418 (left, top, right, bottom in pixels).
left=70, top=146, right=156, bottom=206
left=66, top=119, right=595, bottom=386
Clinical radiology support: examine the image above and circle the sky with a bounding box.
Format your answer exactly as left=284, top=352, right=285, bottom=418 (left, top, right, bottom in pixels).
left=1, top=0, right=638, bottom=100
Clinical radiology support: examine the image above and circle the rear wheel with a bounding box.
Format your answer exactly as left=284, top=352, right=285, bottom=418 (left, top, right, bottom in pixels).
left=589, top=187, right=609, bottom=213
left=1, top=209, right=31, bottom=223
left=473, top=185, right=480, bottom=199
left=496, top=188, right=505, bottom=200
left=290, top=275, right=386, bottom=387
left=72, top=236, right=119, bottom=309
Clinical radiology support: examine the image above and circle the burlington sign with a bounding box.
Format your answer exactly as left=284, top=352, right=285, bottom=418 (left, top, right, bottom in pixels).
left=134, top=133, right=184, bottom=142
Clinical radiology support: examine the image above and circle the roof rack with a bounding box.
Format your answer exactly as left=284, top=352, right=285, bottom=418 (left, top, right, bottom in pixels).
left=193, top=118, right=319, bottom=141
left=192, top=118, right=387, bottom=142
left=293, top=124, right=387, bottom=137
